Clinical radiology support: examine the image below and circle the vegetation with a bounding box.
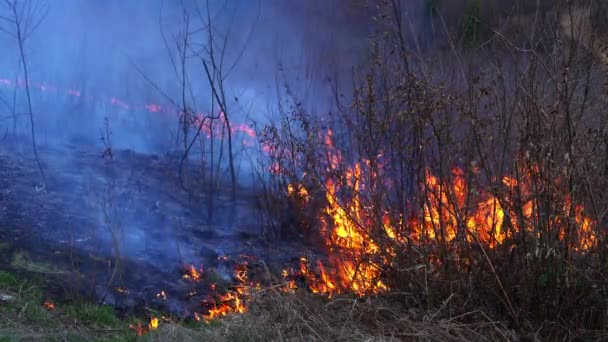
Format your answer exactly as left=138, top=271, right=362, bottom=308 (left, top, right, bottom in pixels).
left=0, top=269, right=517, bottom=341
left=0, top=270, right=136, bottom=341
left=256, top=0, right=608, bottom=339
left=3, top=1, right=608, bottom=341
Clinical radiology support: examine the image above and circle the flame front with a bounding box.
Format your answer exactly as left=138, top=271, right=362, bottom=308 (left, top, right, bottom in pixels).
left=288, top=130, right=599, bottom=297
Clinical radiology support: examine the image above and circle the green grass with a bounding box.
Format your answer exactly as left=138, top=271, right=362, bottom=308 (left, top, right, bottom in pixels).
left=0, top=271, right=22, bottom=289
left=63, top=303, right=121, bottom=327
left=22, top=302, right=54, bottom=326
left=0, top=269, right=139, bottom=341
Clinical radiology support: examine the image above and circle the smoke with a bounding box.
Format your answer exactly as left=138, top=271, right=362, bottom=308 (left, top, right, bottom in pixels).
left=0, top=0, right=386, bottom=279
left=0, top=0, right=394, bottom=155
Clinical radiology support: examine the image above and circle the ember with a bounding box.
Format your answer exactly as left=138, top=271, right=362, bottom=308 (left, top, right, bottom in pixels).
left=43, top=299, right=55, bottom=311
left=115, top=287, right=129, bottom=295
left=129, top=317, right=160, bottom=336
left=156, top=290, right=167, bottom=301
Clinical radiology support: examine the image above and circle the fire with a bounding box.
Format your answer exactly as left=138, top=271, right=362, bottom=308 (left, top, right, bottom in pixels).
left=287, top=183, right=309, bottom=203
left=182, top=264, right=203, bottom=282
left=286, top=130, right=600, bottom=297
left=0, top=74, right=259, bottom=147
left=43, top=299, right=55, bottom=311
left=281, top=268, right=298, bottom=292
left=149, top=317, right=159, bottom=330
left=129, top=317, right=160, bottom=336
left=200, top=258, right=256, bottom=322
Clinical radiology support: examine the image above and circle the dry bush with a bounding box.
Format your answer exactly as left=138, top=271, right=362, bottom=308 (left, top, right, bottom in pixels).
left=258, top=0, right=608, bottom=338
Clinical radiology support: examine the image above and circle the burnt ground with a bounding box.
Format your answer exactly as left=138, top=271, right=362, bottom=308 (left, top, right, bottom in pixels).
left=0, top=138, right=306, bottom=318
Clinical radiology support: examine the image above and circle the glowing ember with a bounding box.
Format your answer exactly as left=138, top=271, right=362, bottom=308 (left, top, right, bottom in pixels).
left=115, top=287, right=129, bottom=295
left=129, top=317, right=160, bottom=336
left=129, top=321, right=149, bottom=336
left=281, top=268, right=298, bottom=292
left=287, top=183, right=310, bottom=203
left=42, top=300, right=55, bottom=311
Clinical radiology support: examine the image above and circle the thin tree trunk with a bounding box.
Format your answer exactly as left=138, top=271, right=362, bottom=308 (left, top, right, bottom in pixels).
left=14, top=9, right=46, bottom=187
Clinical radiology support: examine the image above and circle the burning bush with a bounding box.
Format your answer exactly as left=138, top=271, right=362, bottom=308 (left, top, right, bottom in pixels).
left=259, top=2, right=608, bottom=336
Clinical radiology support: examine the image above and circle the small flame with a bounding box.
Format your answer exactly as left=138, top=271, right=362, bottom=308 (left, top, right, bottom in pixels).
left=115, top=286, right=129, bottom=295
left=199, top=258, right=256, bottom=322
left=288, top=183, right=310, bottom=203
left=43, top=300, right=55, bottom=311
left=182, top=265, right=203, bottom=282
left=149, top=317, right=159, bottom=330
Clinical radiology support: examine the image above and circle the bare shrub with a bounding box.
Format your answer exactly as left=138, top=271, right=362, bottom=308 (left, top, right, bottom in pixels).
left=260, top=0, right=608, bottom=337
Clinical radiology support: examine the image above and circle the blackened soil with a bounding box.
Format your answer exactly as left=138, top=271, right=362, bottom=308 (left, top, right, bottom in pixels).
left=0, top=139, right=304, bottom=317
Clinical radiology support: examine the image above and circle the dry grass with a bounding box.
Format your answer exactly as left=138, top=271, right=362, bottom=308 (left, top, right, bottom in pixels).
left=254, top=1, right=608, bottom=339
left=147, top=289, right=517, bottom=342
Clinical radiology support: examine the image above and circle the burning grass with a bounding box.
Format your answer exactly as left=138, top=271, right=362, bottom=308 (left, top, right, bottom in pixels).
left=266, top=125, right=608, bottom=336
left=0, top=268, right=525, bottom=342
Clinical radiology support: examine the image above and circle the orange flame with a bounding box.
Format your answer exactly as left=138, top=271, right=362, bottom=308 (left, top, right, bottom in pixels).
left=129, top=317, right=160, bottom=336
left=287, top=130, right=599, bottom=297
left=182, top=265, right=203, bottom=282
left=200, top=258, right=256, bottom=322
left=149, top=317, right=159, bottom=330
left=43, top=300, right=55, bottom=311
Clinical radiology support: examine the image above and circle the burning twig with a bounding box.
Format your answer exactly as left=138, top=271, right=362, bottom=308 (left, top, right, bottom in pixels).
left=182, top=264, right=203, bottom=282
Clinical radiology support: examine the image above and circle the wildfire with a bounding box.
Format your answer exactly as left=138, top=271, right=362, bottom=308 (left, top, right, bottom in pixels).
left=129, top=317, right=159, bottom=336
left=0, top=75, right=259, bottom=146
left=198, top=257, right=257, bottom=322
left=182, top=264, right=203, bottom=282
left=287, top=183, right=310, bottom=203
left=281, top=268, right=298, bottom=292
left=286, top=130, right=600, bottom=297
left=42, top=299, right=55, bottom=311
left=149, top=317, right=159, bottom=330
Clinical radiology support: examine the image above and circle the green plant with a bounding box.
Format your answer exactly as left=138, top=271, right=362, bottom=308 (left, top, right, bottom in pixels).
left=63, top=303, right=120, bottom=327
